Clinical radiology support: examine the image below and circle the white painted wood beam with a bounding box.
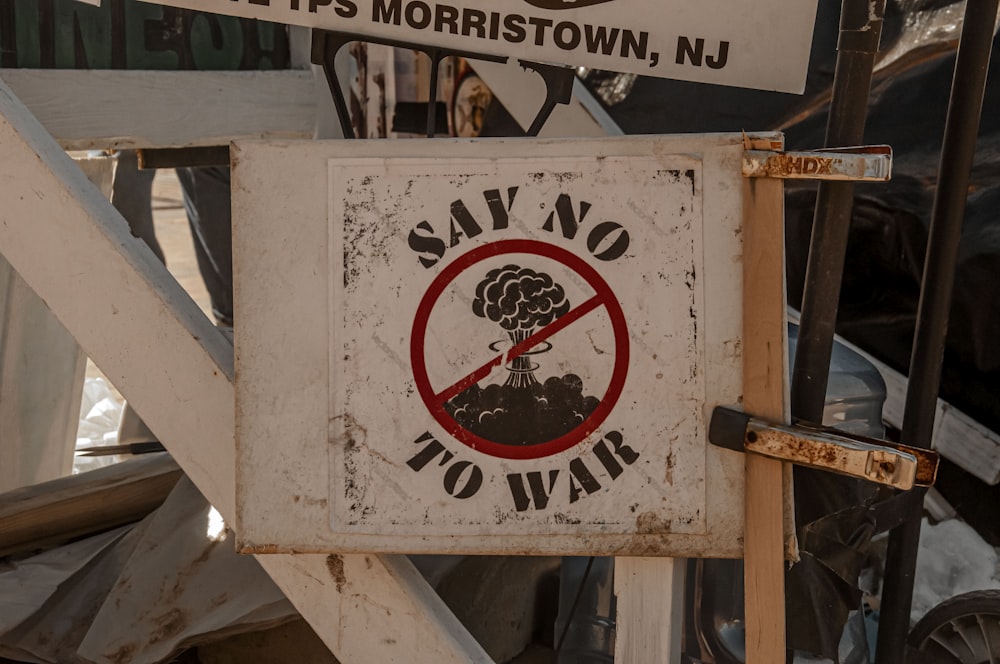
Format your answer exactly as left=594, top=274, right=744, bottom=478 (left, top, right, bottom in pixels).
left=614, top=557, right=685, bottom=662
left=0, top=256, right=86, bottom=491
left=0, top=78, right=489, bottom=664
left=0, top=69, right=317, bottom=151
left=0, top=156, right=111, bottom=493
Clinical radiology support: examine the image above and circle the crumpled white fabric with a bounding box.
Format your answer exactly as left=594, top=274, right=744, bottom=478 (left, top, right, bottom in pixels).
left=74, top=378, right=124, bottom=475
left=0, top=477, right=296, bottom=663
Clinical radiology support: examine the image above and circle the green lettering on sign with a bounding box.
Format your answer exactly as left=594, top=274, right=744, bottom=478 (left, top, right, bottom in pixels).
left=0, top=0, right=289, bottom=70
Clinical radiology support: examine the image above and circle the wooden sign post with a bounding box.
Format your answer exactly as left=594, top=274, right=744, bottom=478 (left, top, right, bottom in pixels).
left=742, top=135, right=790, bottom=663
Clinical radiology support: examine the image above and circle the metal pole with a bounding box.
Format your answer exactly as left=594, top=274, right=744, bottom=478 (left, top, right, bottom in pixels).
left=785, top=3, right=883, bottom=658
left=790, top=0, right=886, bottom=425
left=875, top=1, right=999, bottom=661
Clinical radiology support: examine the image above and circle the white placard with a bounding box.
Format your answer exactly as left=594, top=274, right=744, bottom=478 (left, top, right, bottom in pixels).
left=330, top=155, right=705, bottom=536
left=233, top=134, right=778, bottom=556
left=139, top=0, right=819, bottom=93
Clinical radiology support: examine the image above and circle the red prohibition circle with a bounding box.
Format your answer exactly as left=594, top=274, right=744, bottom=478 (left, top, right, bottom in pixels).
left=410, top=239, right=629, bottom=460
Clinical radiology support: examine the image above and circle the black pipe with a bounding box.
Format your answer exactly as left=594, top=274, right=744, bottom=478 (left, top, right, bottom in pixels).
left=0, top=0, right=17, bottom=68
left=875, top=1, right=999, bottom=661
left=788, top=0, right=886, bottom=537
left=426, top=50, right=442, bottom=138
left=790, top=0, right=885, bottom=426
left=785, top=2, right=884, bottom=658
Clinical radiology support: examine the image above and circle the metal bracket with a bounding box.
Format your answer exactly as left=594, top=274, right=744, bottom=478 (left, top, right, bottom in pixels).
left=137, top=146, right=229, bottom=169
left=517, top=61, right=576, bottom=136
left=742, top=145, right=892, bottom=182
left=311, top=29, right=508, bottom=139
left=709, top=406, right=938, bottom=490
left=311, top=29, right=575, bottom=139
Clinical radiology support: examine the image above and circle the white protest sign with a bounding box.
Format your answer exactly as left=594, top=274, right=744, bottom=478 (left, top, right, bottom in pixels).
left=332, top=154, right=705, bottom=537
left=139, top=0, right=819, bottom=93
left=233, top=134, right=782, bottom=555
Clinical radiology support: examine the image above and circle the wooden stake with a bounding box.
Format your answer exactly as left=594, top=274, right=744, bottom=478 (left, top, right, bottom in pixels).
left=614, top=557, right=685, bottom=662
left=741, top=140, right=789, bottom=663
left=0, top=454, right=182, bottom=557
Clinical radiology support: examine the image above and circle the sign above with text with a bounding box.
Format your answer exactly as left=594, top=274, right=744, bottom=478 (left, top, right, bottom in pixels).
left=139, top=0, right=819, bottom=93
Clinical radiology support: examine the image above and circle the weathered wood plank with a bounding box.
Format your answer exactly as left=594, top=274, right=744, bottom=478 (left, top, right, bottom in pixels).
left=741, top=137, right=790, bottom=663
left=0, top=69, right=317, bottom=151
left=0, top=156, right=112, bottom=493
left=0, top=257, right=85, bottom=491
left=0, top=453, right=182, bottom=557
left=0, top=78, right=489, bottom=664
left=614, top=557, right=685, bottom=663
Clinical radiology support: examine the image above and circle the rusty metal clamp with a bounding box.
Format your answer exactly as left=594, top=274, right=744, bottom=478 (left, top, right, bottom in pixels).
left=742, top=145, right=892, bottom=182
left=709, top=406, right=938, bottom=490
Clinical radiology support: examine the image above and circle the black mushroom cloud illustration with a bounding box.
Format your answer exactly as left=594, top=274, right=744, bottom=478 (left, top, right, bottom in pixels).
left=473, top=265, right=570, bottom=388
left=444, top=265, right=600, bottom=446
left=521, top=0, right=617, bottom=8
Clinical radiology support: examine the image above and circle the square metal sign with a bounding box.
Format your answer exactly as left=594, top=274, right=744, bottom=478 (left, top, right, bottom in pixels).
left=332, top=155, right=705, bottom=535
left=234, top=135, right=782, bottom=556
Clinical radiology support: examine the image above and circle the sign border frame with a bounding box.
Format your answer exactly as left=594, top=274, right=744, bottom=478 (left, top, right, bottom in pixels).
left=232, top=133, right=791, bottom=557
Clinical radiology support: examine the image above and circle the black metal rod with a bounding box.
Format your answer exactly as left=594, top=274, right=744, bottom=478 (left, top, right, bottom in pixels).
left=522, top=62, right=575, bottom=137
left=311, top=31, right=357, bottom=139
left=38, top=0, right=55, bottom=68
left=319, top=55, right=356, bottom=140
left=875, top=1, right=999, bottom=660
left=110, top=0, right=126, bottom=69
left=426, top=50, right=442, bottom=138
left=790, top=0, right=886, bottom=425
left=1, top=0, right=19, bottom=68
left=901, top=3, right=999, bottom=452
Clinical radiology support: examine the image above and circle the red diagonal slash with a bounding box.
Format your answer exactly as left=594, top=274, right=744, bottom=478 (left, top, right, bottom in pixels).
left=432, top=294, right=603, bottom=406
left=410, top=239, right=630, bottom=460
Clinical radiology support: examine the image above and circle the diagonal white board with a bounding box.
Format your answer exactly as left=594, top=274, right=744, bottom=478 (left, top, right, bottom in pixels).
left=138, top=0, right=819, bottom=93
left=0, top=78, right=489, bottom=664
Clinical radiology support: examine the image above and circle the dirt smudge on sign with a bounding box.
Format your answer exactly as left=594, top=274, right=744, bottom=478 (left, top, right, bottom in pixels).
left=326, top=554, right=347, bottom=593
left=635, top=511, right=672, bottom=535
